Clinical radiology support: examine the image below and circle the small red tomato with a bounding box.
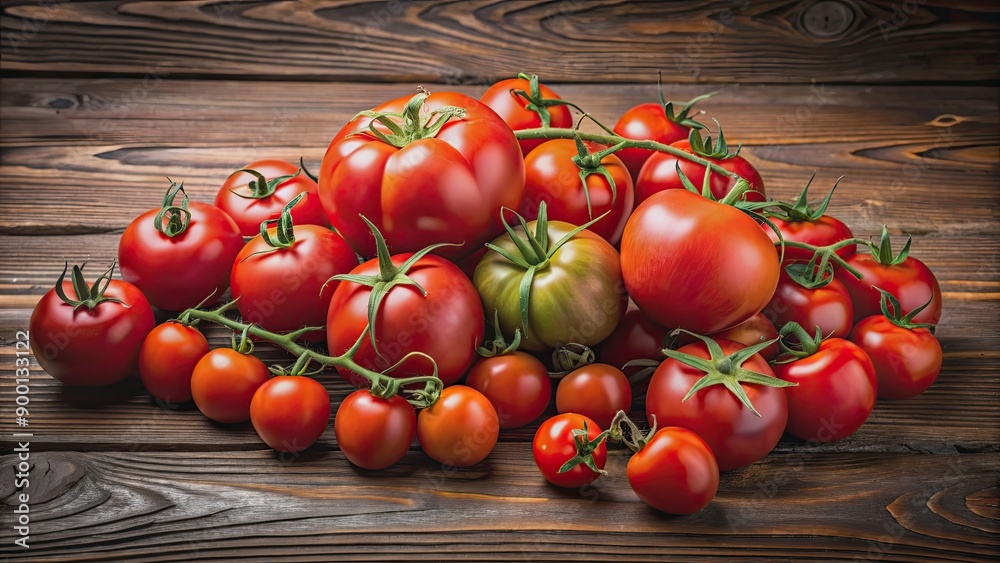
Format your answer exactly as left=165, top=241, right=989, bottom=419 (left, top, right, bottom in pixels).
left=215, top=159, right=328, bottom=237
left=479, top=74, right=574, bottom=155
left=849, top=311, right=942, bottom=400
left=190, top=348, right=271, bottom=424
left=533, top=413, right=607, bottom=488
left=466, top=351, right=552, bottom=429
left=335, top=389, right=417, bottom=470
left=763, top=175, right=856, bottom=262
left=763, top=265, right=854, bottom=338
left=417, top=386, right=499, bottom=467
left=555, top=364, right=632, bottom=429
left=709, top=313, right=780, bottom=362
left=250, top=376, right=331, bottom=452
left=139, top=322, right=209, bottom=404
left=613, top=92, right=711, bottom=181
left=627, top=427, right=719, bottom=515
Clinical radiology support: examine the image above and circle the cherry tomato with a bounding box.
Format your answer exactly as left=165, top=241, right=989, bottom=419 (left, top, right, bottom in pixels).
left=613, top=93, right=708, bottom=181
left=417, top=386, right=499, bottom=467
left=335, top=389, right=417, bottom=470
left=634, top=139, right=765, bottom=206
left=627, top=427, right=719, bottom=515
left=139, top=322, right=209, bottom=403
left=215, top=159, right=327, bottom=237
left=849, top=315, right=942, bottom=400
left=480, top=75, right=574, bottom=155
left=594, top=300, right=668, bottom=392
left=768, top=215, right=855, bottom=262
left=838, top=255, right=942, bottom=326
left=466, top=351, right=552, bottom=429
left=190, top=348, right=271, bottom=424
left=532, top=413, right=607, bottom=488
left=709, top=313, right=780, bottom=362
left=762, top=266, right=854, bottom=338
left=250, top=376, right=331, bottom=452
left=555, top=364, right=632, bottom=429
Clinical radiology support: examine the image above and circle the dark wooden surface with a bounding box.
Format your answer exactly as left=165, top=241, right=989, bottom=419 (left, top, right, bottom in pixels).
left=1, top=0, right=999, bottom=561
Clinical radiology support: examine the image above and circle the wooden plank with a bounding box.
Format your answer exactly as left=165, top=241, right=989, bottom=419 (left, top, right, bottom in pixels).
left=0, top=450, right=996, bottom=561
left=1, top=1, right=997, bottom=84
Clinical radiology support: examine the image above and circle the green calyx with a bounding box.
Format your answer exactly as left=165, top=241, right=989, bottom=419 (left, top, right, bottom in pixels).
left=512, top=73, right=567, bottom=129
left=551, top=343, right=596, bottom=374
left=257, top=192, right=304, bottom=250
left=767, top=173, right=843, bottom=223
left=53, top=260, right=128, bottom=312
left=687, top=119, right=740, bottom=160
left=557, top=420, right=610, bottom=476
left=776, top=238, right=867, bottom=289
left=773, top=322, right=824, bottom=364
left=231, top=324, right=255, bottom=355
left=656, top=72, right=712, bottom=130
left=875, top=287, right=936, bottom=331
left=478, top=310, right=522, bottom=358
left=229, top=167, right=299, bottom=200
left=353, top=88, right=466, bottom=149
left=661, top=330, right=795, bottom=417
left=570, top=135, right=626, bottom=219
left=868, top=225, right=912, bottom=266
left=153, top=178, right=192, bottom=238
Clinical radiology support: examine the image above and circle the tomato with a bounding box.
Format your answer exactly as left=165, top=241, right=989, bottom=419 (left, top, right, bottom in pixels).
left=335, top=389, right=417, bottom=470
left=139, top=322, right=209, bottom=403
left=709, top=313, right=780, bottom=362
left=474, top=205, right=627, bottom=351
left=634, top=137, right=765, bottom=206
left=849, top=315, right=942, bottom=400
left=555, top=364, right=632, bottom=429
left=519, top=139, right=634, bottom=245
left=215, top=159, right=327, bottom=237
left=250, top=376, right=331, bottom=452
left=621, top=189, right=779, bottom=334
left=480, top=74, right=574, bottom=155
left=532, top=413, right=607, bottom=488
left=318, top=90, right=525, bottom=261
left=646, top=337, right=790, bottom=471
left=763, top=176, right=855, bottom=262
left=594, top=300, right=668, bottom=388
left=417, top=385, right=499, bottom=467
left=772, top=335, right=877, bottom=442
left=762, top=265, right=854, bottom=338
left=190, top=348, right=271, bottom=424
left=627, top=427, right=719, bottom=514
left=30, top=262, right=155, bottom=387
left=119, top=181, right=244, bottom=311
left=466, top=351, right=552, bottom=429
left=613, top=91, right=710, bottom=181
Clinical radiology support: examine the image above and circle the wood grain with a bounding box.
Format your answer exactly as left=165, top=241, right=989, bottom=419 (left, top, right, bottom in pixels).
left=1, top=1, right=998, bottom=84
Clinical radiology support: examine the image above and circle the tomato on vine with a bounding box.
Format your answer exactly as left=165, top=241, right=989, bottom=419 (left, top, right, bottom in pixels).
left=763, top=175, right=856, bottom=262
left=417, top=385, right=499, bottom=467
left=190, top=332, right=271, bottom=424
left=215, top=158, right=328, bottom=237
left=533, top=413, right=608, bottom=488
left=335, top=389, right=417, bottom=470
left=480, top=73, right=575, bottom=155
left=250, top=375, right=331, bottom=452
left=139, top=320, right=209, bottom=404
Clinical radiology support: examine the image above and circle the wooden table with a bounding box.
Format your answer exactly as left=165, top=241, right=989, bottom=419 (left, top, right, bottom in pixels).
left=1, top=1, right=998, bottom=561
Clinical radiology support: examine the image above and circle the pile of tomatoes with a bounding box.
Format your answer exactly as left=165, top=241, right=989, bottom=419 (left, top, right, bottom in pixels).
left=29, top=74, right=944, bottom=515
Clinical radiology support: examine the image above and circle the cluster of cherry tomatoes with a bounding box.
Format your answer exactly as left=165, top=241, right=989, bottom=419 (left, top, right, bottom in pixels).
left=29, top=73, right=943, bottom=516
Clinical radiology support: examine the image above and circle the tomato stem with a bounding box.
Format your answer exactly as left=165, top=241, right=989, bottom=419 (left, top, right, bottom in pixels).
left=776, top=239, right=867, bottom=281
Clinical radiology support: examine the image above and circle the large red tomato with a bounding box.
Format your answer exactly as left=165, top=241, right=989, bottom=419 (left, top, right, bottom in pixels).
left=215, top=159, right=327, bottom=237
left=318, top=90, right=525, bottom=260
left=762, top=265, right=854, bottom=338
left=621, top=189, right=779, bottom=334
left=479, top=74, right=574, bottom=155
left=613, top=90, right=711, bottom=181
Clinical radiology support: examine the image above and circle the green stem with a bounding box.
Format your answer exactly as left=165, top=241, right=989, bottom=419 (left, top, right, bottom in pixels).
left=777, top=239, right=866, bottom=280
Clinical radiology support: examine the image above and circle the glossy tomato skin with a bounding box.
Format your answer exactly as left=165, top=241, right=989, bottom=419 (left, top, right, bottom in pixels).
left=594, top=300, right=668, bottom=389
left=767, top=216, right=856, bottom=262
left=634, top=140, right=766, bottom=206
left=646, top=339, right=787, bottom=471
left=480, top=77, right=574, bottom=155
left=139, top=322, right=209, bottom=403
left=475, top=220, right=627, bottom=351
left=231, top=225, right=358, bottom=341
left=621, top=190, right=780, bottom=334
left=555, top=364, right=632, bottom=429
left=215, top=159, right=328, bottom=237
left=250, top=376, right=331, bottom=452
left=772, top=339, right=877, bottom=442
left=335, top=390, right=417, bottom=470
left=417, top=386, right=499, bottom=467
left=849, top=316, right=942, bottom=400
left=762, top=267, right=854, bottom=338
left=318, top=92, right=525, bottom=261
left=709, top=313, right=780, bottom=362
left=532, top=413, right=607, bottom=488
left=627, top=427, right=719, bottom=515
left=190, top=349, right=271, bottom=424
left=119, top=203, right=244, bottom=311
left=519, top=139, right=635, bottom=245
left=614, top=103, right=694, bottom=181
left=836, top=254, right=942, bottom=325
left=465, top=352, right=552, bottom=429
left=30, top=280, right=155, bottom=387
left=327, top=253, right=484, bottom=387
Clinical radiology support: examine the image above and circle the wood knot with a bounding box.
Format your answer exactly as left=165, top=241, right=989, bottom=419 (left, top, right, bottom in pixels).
left=800, top=0, right=855, bottom=38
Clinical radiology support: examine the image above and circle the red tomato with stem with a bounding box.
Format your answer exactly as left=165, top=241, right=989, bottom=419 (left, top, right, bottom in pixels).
left=190, top=347, right=271, bottom=424
left=764, top=175, right=855, bottom=262
left=335, top=389, right=417, bottom=470
left=417, top=385, right=499, bottom=467
left=119, top=180, right=244, bottom=311
left=139, top=321, right=209, bottom=404
left=215, top=159, right=327, bottom=237
left=250, top=376, right=331, bottom=452
left=480, top=74, right=574, bottom=155
left=613, top=88, right=712, bottom=181
left=626, top=426, right=719, bottom=515
left=555, top=364, right=632, bottom=429
left=466, top=351, right=552, bottom=429
left=532, top=413, right=608, bottom=488
left=762, top=264, right=854, bottom=338
left=30, top=261, right=155, bottom=387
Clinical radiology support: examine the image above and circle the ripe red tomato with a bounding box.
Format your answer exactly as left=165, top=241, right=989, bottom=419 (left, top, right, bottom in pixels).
left=849, top=315, right=942, bottom=400
left=532, top=413, right=607, bottom=488
left=709, top=313, right=780, bottom=362
left=646, top=338, right=788, bottom=471
left=119, top=181, right=244, bottom=311
left=763, top=176, right=855, bottom=262
left=335, top=389, right=417, bottom=470
left=518, top=139, right=634, bottom=245
left=190, top=348, right=271, bottom=424
left=555, top=364, right=632, bottom=429
left=479, top=74, right=574, bottom=155
left=762, top=266, right=854, bottom=338
left=466, top=351, right=552, bottom=429
left=250, top=376, right=331, bottom=452
left=318, top=91, right=525, bottom=261
left=30, top=262, right=155, bottom=387
left=634, top=138, right=765, bottom=206
left=613, top=92, right=710, bottom=181
left=627, top=427, right=719, bottom=514
left=621, top=189, right=779, bottom=334
left=772, top=337, right=877, bottom=442
left=594, top=300, right=668, bottom=388
left=231, top=223, right=357, bottom=340
left=215, top=159, right=327, bottom=237
left=417, top=385, right=499, bottom=467
left=139, top=322, right=209, bottom=403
